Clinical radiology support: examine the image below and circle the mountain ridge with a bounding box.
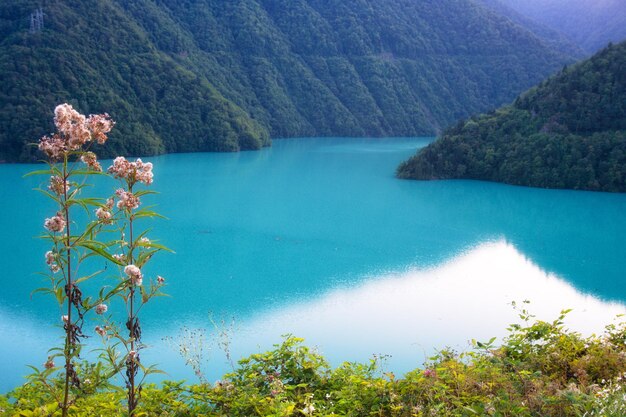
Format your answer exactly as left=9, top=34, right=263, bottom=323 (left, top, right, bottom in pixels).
left=1, top=0, right=576, bottom=162
left=397, top=41, right=626, bottom=192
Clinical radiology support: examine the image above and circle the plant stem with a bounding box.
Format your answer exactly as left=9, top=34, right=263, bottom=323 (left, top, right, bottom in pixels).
left=127, top=183, right=137, bottom=415
left=62, top=157, right=72, bottom=417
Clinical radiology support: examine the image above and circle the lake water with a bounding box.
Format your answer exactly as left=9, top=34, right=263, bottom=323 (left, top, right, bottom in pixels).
left=1, top=136, right=626, bottom=392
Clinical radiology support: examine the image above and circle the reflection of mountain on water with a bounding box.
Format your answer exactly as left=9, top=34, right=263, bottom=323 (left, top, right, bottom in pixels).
left=402, top=179, right=626, bottom=302
left=181, top=241, right=626, bottom=383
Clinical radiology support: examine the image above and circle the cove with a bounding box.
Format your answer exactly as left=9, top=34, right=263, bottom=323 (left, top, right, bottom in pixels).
left=1, top=137, right=625, bottom=392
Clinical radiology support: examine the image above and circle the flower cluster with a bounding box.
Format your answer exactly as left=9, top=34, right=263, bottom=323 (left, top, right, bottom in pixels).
left=38, top=104, right=114, bottom=161
left=115, top=189, right=140, bottom=211
left=108, top=157, right=153, bottom=185
left=48, top=176, right=69, bottom=196
left=45, top=251, right=60, bottom=273
left=44, top=212, right=66, bottom=233
left=95, top=304, right=108, bottom=315
left=113, top=253, right=127, bottom=263
left=95, top=325, right=108, bottom=337
left=86, top=113, right=114, bottom=144
left=124, top=264, right=143, bottom=286
left=95, top=198, right=114, bottom=224
left=80, top=151, right=102, bottom=172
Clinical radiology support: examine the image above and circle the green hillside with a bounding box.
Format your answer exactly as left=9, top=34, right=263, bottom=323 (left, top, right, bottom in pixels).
left=0, top=0, right=269, bottom=162
left=1, top=0, right=574, bottom=162
left=495, top=0, right=626, bottom=53
left=397, top=41, right=626, bottom=192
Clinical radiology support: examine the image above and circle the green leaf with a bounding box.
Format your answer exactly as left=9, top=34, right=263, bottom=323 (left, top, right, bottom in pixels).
left=23, top=169, right=53, bottom=177
left=76, top=241, right=123, bottom=265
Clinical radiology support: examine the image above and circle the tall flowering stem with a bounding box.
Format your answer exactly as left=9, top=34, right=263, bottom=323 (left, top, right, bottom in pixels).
left=105, top=156, right=168, bottom=415
left=31, top=104, right=114, bottom=416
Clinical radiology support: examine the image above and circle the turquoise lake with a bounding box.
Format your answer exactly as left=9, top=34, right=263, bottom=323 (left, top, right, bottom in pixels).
left=1, top=136, right=626, bottom=392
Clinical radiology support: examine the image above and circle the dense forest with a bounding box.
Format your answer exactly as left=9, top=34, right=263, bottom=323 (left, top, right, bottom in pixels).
left=0, top=0, right=575, bottom=162
left=494, top=0, right=626, bottom=53
left=397, top=41, right=626, bottom=192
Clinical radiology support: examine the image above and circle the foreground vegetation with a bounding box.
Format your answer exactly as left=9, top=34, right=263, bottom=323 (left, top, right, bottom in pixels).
left=3, top=308, right=626, bottom=416
left=398, top=41, right=626, bottom=192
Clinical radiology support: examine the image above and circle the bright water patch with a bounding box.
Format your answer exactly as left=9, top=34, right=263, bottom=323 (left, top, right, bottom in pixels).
left=1, top=137, right=626, bottom=391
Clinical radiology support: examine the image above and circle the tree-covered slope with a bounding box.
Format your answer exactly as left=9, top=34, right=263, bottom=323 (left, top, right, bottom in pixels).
left=155, top=0, right=576, bottom=139
left=0, top=0, right=269, bottom=162
left=1, top=0, right=575, bottom=162
left=495, top=0, right=626, bottom=53
left=474, top=0, right=585, bottom=58
left=397, top=41, right=626, bottom=192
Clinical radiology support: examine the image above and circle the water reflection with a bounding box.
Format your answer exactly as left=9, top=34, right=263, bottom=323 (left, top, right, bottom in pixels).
left=2, top=240, right=624, bottom=392
left=149, top=240, right=626, bottom=384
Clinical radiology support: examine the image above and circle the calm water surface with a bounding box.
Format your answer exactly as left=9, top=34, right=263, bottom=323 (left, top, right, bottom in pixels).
left=1, top=137, right=625, bottom=392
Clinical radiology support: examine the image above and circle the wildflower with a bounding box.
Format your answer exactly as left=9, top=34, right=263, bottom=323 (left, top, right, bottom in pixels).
left=38, top=134, right=65, bottom=161
left=135, top=159, right=154, bottom=185
left=95, top=304, right=108, bottom=315
left=45, top=251, right=60, bottom=273
left=62, top=315, right=69, bottom=323
left=48, top=175, right=69, bottom=195
left=95, top=326, right=107, bottom=337
left=80, top=151, right=102, bottom=172
left=108, top=157, right=131, bottom=179
left=140, top=237, right=150, bottom=244
left=95, top=207, right=112, bottom=224
left=423, top=368, right=436, bottom=378
left=54, top=103, right=90, bottom=149
left=44, top=212, right=66, bottom=233
left=128, top=350, right=138, bottom=361
left=157, top=275, right=165, bottom=284
left=115, top=189, right=140, bottom=211
left=86, top=113, right=114, bottom=144
left=112, top=253, right=126, bottom=263
left=44, top=357, right=55, bottom=369
left=106, top=197, right=115, bottom=209
left=124, top=264, right=143, bottom=286
left=108, top=157, right=154, bottom=185
left=302, top=404, right=315, bottom=416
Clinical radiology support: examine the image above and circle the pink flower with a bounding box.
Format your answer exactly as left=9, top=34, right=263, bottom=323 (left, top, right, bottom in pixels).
left=95, top=304, right=108, bottom=315
left=45, top=250, right=60, bottom=273
left=115, top=189, right=140, bottom=211
left=44, top=212, right=66, bottom=233
left=95, top=207, right=112, bottom=223
left=135, top=159, right=154, bottom=185
left=44, top=357, right=55, bottom=369
left=48, top=176, right=69, bottom=195
left=38, top=104, right=115, bottom=160
left=108, top=157, right=154, bottom=185
left=423, top=369, right=436, bottom=378
left=157, top=275, right=165, bottom=284
left=95, top=326, right=107, bottom=337
left=112, top=253, right=126, bottom=263
left=86, top=113, right=114, bottom=144
left=124, top=264, right=143, bottom=286
left=38, top=134, right=66, bottom=161
left=54, top=104, right=89, bottom=149
left=80, top=151, right=102, bottom=172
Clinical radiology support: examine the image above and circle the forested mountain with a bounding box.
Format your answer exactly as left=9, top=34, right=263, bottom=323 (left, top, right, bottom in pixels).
left=1, top=0, right=575, bottom=162
left=474, top=0, right=584, bottom=58
left=494, top=0, right=626, bottom=53
left=397, top=41, right=626, bottom=192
